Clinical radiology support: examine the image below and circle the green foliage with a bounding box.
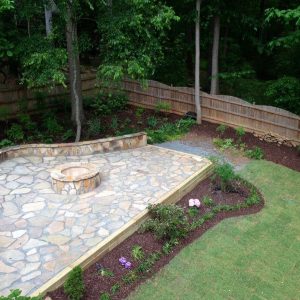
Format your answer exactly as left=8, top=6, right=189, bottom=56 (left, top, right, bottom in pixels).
left=216, top=124, right=227, bottom=136
left=18, top=114, right=36, bottom=131
left=43, top=116, right=63, bottom=136
left=110, top=283, right=120, bottom=295
left=213, top=138, right=234, bottom=151
left=98, top=268, right=114, bottom=278
left=245, top=190, right=261, bottom=206
left=235, top=126, right=245, bottom=143
left=131, top=245, right=144, bottom=261
left=147, top=116, right=158, bottom=128
left=212, top=161, right=236, bottom=192
left=122, top=271, right=138, bottom=285
left=0, top=139, right=13, bottom=148
left=64, top=266, right=85, bottom=300
left=147, top=118, right=195, bottom=144
left=90, top=92, right=128, bottom=115
left=141, top=204, right=189, bottom=241
left=0, top=289, right=41, bottom=300
left=135, top=107, right=144, bottom=119
left=245, top=147, right=264, bottom=160
left=188, top=207, right=199, bottom=218
left=6, top=124, right=24, bottom=143
left=21, top=48, right=67, bottom=89
left=99, top=292, right=111, bottom=300
left=155, top=101, right=171, bottom=114
left=136, top=252, right=161, bottom=274
left=87, top=118, right=103, bottom=136
left=162, top=238, right=178, bottom=255
left=0, top=107, right=9, bottom=121
left=62, top=129, right=75, bottom=141
left=202, top=196, right=214, bottom=207
left=265, top=76, right=300, bottom=114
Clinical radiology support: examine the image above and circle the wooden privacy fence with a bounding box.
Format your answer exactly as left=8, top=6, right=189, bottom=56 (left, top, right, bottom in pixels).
left=121, top=79, right=300, bottom=145
left=0, top=73, right=299, bottom=145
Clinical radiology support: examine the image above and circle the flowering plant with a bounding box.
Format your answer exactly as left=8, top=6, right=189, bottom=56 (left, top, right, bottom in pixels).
left=119, top=257, right=127, bottom=266
left=125, top=261, right=132, bottom=269
left=188, top=198, right=201, bottom=208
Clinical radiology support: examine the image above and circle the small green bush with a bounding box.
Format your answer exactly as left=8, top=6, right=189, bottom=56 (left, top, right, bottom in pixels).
left=136, top=252, right=161, bottom=274
left=212, top=161, right=236, bottom=192
left=110, top=116, right=118, bottom=131
left=202, top=196, right=214, bottom=207
left=235, top=126, right=245, bottom=143
left=216, top=124, right=227, bottom=136
left=62, top=129, right=75, bottom=141
left=147, top=116, right=158, bottom=128
left=110, top=283, right=120, bottom=295
left=122, top=271, right=138, bottom=285
left=135, top=107, right=144, bottom=119
left=0, top=139, right=14, bottom=149
left=213, top=138, right=234, bottom=151
left=6, top=124, right=24, bottom=143
left=64, top=266, right=85, bottom=300
left=141, top=204, right=190, bottom=241
left=0, top=289, right=41, bottom=300
left=188, top=207, right=199, bottom=218
left=245, top=147, right=264, bottom=160
left=87, top=118, right=103, bottom=136
left=91, top=92, right=128, bottom=115
left=155, top=101, right=171, bottom=114
left=131, top=245, right=144, bottom=261
left=245, top=190, right=261, bottom=206
left=98, top=268, right=114, bottom=277
left=99, top=292, right=111, bottom=300
left=43, top=116, right=63, bottom=135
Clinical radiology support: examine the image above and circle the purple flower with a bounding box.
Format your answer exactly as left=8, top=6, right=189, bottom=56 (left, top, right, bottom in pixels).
left=125, top=261, right=132, bottom=269
left=119, top=257, right=127, bottom=266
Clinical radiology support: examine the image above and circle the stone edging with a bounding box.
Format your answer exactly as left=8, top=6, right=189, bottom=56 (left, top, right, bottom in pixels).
left=30, top=156, right=213, bottom=297
left=0, top=132, right=147, bottom=162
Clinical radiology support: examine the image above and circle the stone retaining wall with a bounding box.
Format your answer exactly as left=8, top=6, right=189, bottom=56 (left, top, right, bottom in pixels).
left=0, top=132, right=147, bottom=162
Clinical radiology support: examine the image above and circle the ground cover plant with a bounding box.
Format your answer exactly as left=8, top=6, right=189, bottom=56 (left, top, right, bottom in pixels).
left=47, top=160, right=264, bottom=300
left=129, top=160, right=300, bottom=300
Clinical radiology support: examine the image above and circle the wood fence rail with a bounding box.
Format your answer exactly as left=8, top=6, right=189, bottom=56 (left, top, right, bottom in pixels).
left=0, top=73, right=299, bottom=145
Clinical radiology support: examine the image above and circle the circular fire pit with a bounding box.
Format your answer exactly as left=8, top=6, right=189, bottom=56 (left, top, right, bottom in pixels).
left=51, top=163, right=101, bottom=195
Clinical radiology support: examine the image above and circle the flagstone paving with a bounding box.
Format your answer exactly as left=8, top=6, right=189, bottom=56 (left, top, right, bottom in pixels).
left=0, top=145, right=209, bottom=296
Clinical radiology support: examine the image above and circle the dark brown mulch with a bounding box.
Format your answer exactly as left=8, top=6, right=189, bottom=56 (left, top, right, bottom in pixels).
left=186, top=121, right=300, bottom=172
left=48, top=178, right=264, bottom=300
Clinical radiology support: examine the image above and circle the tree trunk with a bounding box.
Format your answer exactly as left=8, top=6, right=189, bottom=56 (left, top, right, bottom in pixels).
left=210, top=15, right=220, bottom=95
left=44, top=1, right=57, bottom=36
left=195, top=0, right=202, bottom=124
left=66, top=2, right=84, bottom=142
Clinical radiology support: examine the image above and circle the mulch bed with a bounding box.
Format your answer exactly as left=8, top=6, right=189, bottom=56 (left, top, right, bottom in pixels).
left=48, top=177, right=264, bottom=300
left=185, top=121, right=300, bottom=172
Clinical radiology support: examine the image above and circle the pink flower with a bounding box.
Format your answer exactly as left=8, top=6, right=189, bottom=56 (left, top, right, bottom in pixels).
left=188, top=198, right=201, bottom=208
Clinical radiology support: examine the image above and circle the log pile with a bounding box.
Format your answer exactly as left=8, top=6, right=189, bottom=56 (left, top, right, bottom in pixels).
left=253, top=132, right=298, bottom=147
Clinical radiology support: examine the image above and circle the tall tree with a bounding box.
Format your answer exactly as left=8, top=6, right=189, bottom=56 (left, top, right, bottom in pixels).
left=65, top=1, right=84, bottom=142
left=210, top=15, right=220, bottom=94
left=195, top=0, right=202, bottom=124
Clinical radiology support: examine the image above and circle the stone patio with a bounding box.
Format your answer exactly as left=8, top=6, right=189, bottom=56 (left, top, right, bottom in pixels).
left=0, top=145, right=209, bottom=296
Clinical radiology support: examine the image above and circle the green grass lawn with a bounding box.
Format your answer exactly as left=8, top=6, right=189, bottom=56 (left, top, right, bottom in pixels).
left=129, top=161, right=300, bottom=300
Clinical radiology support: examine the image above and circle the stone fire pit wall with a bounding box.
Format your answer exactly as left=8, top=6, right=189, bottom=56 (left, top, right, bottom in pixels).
left=0, top=132, right=147, bottom=162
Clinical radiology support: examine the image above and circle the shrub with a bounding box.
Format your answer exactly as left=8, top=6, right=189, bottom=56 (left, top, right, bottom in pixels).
left=216, top=124, right=227, bottom=136
left=147, top=116, right=158, bottom=128
left=212, top=161, right=236, bottom=192
left=43, top=116, right=63, bottom=135
left=0, top=289, right=41, bottom=300
left=136, top=252, right=161, bottom=274
left=110, top=283, right=120, bottom=295
left=98, top=268, right=114, bottom=277
left=122, top=271, right=138, bottom=285
left=213, top=138, right=234, bottom=151
left=245, top=190, right=261, bottom=206
left=64, top=266, right=85, bottom=300
left=110, top=116, right=119, bottom=131
left=162, top=238, right=179, bottom=255
left=99, top=292, right=111, bottom=300
left=131, top=245, right=144, bottom=261
left=245, top=147, right=264, bottom=160
left=141, top=204, right=190, bottom=241
left=188, top=207, right=199, bottom=218
left=155, top=101, right=171, bottom=114
left=62, top=129, right=75, bottom=141
left=87, top=118, right=103, bottom=136
left=202, top=196, right=214, bottom=207
left=235, top=126, right=245, bottom=143
left=6, top=124, right=24, bottom=143
left=0, top=139, right=14, bottom=149
left=19, top=114, right=36, bottom=131
left=135, top=107, right=144, bottom=119
left=91, top=92, right=128, bottom=115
